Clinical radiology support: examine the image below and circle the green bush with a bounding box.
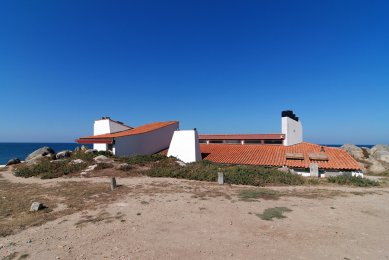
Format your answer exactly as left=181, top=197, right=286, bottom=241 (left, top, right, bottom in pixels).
left=144, top=159, right=305, bottom=186
left=95, top=163, right=114, bottom=170
left=14, top=159, right=87, bottom=179
left=125, top=154, right=167, bottom=165
left=327, top=174, right=379, bottom=187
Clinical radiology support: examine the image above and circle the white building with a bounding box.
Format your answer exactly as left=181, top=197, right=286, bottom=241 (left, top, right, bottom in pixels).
left=77, top=118, right=179, bottom=157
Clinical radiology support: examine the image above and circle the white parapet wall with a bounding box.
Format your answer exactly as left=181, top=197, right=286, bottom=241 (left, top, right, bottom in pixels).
left=114, top=122, right=179, bottom=157
left=93, top=118, right=132, bottom=151
left=167, top=130, right=202, bottom=163
left=94, top=118, right=131, bottom=135
left=282, top=115, right=303, bottom=146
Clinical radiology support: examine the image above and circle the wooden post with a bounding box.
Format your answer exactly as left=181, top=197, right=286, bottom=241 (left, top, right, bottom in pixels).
left=111, top=177, right=117, bottom=190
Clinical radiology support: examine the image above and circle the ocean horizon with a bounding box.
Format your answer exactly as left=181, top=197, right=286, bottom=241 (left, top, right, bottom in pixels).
left=0, top=142, right=375, bottom=165
left=0, top=143, right=92, bottom=165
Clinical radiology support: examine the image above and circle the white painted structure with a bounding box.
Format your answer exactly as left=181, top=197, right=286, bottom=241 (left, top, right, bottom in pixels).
left=93, top=117, right=132, bottom=151
left=113, top=122, right=179, bottom=157
left=167, top=129, right=202, bottom=163
left=282, top=111, right=303, bottom=146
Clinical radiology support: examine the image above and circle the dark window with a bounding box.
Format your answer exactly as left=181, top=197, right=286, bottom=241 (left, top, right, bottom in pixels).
left=264, top=140, right=283, bottom=144
left=209, top=140, right=223, bottom=143
left=225, top=140, right=241, bottom=144
left=245, top=140, right=261, bottom=144
left=199, top=140, right=207, bottom=143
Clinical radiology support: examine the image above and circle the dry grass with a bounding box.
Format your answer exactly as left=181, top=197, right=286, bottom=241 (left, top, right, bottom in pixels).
left=0, top=179, right=131, bottom=237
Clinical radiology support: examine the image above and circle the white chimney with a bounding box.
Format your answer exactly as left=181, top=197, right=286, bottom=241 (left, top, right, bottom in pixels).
left=167, top=129, right=202, bottom=163
left=281, top=110, right=303, bottom=146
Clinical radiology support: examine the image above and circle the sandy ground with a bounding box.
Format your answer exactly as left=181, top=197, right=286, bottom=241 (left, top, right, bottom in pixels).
left=1, top=171, right=389, bottom=260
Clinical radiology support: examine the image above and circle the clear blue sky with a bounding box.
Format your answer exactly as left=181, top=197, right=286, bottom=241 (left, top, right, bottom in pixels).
left=0, top=0, right=388, bottom=144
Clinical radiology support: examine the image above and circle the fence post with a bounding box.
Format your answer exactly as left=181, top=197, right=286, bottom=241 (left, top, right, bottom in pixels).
left=218, top=172, right=224, bottom=185
left=111, top=177, right=117, bottom=190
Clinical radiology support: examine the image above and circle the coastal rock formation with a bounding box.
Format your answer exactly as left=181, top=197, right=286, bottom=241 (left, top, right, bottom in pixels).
left=26, top=147, right=55, bottom=161
left=85, top=149, right=97, bottom=154
left=341, top=144, right=366, bottom=160
left=370, top=145, right=389, bottom=163
left=341, top=144, right=389, bottom=174
left=56, top=150, right=72, bottom=159
left=93, top=155, right=113, bottom=164
left=6, top=158, right=21, bottom=166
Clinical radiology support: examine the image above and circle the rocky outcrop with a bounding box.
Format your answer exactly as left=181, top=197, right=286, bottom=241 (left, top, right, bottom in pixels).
left=6, top=158, right=21, bottom=166
left=93, top=155, right=113, bottom=164
left=26, top=147, right=55, bottom=161
left=85, top=149, right=97, bottom=154
left=56, top=150, right=72, bottom=159
left=341, top=144, right=366, bottom=161
left=341, top=144, right=389, bottom=174
left=370, top=145, right=389, bottom=163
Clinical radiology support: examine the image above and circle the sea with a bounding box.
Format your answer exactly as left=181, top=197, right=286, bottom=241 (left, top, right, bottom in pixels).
left=0, top=142, right=374, bottom=165
left=0, top=143, right=92, bottom=165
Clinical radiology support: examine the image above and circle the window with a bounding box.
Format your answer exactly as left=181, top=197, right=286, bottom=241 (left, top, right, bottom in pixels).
left=245, top=140, right=261, bottom=144
left=225, top=140, right=241, bottom=144
left=264, top=140, right=283, bottom=144
left=209, top=140, right=223, bottom=143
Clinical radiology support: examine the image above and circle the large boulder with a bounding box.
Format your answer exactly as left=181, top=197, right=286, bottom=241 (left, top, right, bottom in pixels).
left=365, top=157, right=387, bottom=174
left=85, top=149, right=97, bottom=154
left=93, top=155, right=113, bottom=164
left=371, top=144, right=389, bottom=154
left=56, top=150, right=72, bottom=159
left=341, top=144, right=366, bottom=160
left=370, top=145, right=389, bottom=163
left=6, top=158, right=21, bottom=166
left=26, top=147, right=55, bottom=161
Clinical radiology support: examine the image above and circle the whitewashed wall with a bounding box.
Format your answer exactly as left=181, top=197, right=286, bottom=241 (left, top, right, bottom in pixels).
left=167, top=130, right=201, bottom=163
left=94, top=119, right=131, bottom=135
left=93, top=119, right=131, bottom=150
left=282, top=117, right=303, bottom=146
left=113, top=122, right=179, bottom=157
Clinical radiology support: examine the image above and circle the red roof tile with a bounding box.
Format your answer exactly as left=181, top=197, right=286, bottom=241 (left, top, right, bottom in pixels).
left=76, top=121, right=178, bottom=143
left=199, top=134, right=285, bottom=140
left=199, top=142, right=361, bottom=171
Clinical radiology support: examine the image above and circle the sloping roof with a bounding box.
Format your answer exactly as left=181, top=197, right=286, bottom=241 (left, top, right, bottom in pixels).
left=76, top=121, right=178, bottom=143
left=199, top=134, right=285, bottom=140
left=199, top=142, right=361, bottom=171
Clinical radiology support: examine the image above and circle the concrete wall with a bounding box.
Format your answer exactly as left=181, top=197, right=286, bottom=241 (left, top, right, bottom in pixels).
left=167, top=130, right=202, bottom=163
left=94, top=143, right=107, bottom=151
left=113, top=122, right=179, bottom=157
left=282, top=117, right=303, bottom=146
left=93, top=119, right=131, bottom=151
left=94, top=119, right=131, bottom=135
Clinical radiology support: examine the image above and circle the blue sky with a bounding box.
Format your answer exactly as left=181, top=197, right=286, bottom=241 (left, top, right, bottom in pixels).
left=0, top=0, right=388, bottom=144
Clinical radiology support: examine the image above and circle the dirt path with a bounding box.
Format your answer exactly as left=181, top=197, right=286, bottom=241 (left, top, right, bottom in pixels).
left=1, top=172, right=389, bottom=259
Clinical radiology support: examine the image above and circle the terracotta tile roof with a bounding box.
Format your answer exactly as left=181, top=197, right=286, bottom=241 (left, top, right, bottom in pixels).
left=76, top=121, right=178, bottom=143
left=199, top=142, right=361, bottom=171
left=199, top=134, right=285, bottom=140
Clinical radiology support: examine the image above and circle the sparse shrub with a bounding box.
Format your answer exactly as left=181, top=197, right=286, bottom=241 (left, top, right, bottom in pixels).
left=144, top=159, right=305, bottom=186
left=118, top=164, right=133, bottom=171
left=327, top=174, right=379, bottom=187
left=239, top=189, right=280, bottom=200
left=125, top=154, right=167, bottom=165
left=14, top=159, right=87, bottom=179
left=95, top=163, right=114, bottom=170
left=70, top=151, right=97, bottom=162
left=256, top=207, right=292, bottom=221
